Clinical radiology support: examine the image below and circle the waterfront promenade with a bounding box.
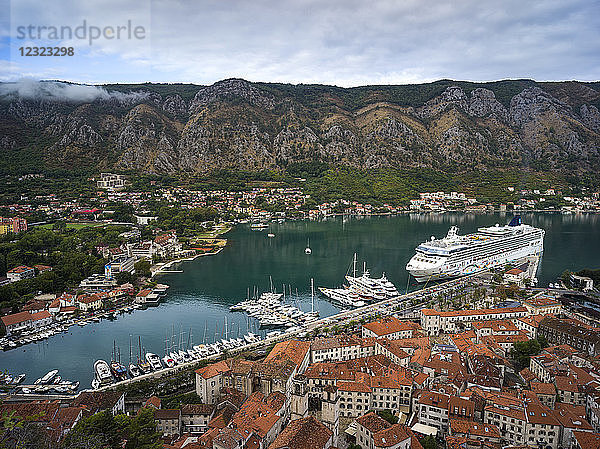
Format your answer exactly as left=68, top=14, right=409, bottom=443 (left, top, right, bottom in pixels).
left=97, top=271, right=480, bottom=391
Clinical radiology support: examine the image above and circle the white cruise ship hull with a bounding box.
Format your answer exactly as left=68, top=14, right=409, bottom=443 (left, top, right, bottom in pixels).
left=406, top=217, right=544, bottom=283
left=409, top=247, right=543, bottom=282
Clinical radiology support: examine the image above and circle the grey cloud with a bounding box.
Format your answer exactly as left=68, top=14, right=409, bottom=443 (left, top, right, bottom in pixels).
left=0, top=79, right=150, bottom=102
left=2, top=0, right=599, bottom=85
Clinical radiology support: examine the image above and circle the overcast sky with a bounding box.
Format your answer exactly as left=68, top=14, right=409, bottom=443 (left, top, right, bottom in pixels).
left=0, top=0, right=598, bottom=86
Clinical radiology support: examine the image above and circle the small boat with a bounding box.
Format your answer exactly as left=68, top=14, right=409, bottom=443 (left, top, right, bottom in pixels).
left=138, top=359, right=151, bottom=374
left=146, top=353, right=163, bottom=371
left=267, top=233, right=275, bottom=238
left=178, top=350, right=191, bottom=362
left=94, top=360, right=113, bottom=385
left=163, top=354, right=175, bottom=368
left=305, top=238, right=312, bottom=254
left=91, top=379, right=100, bottom=390
left=129, top=363, right=141, bottom=377
left=110, top=361, right=127, bottom=381
left=53, top=376, right=62, bottom=384
left=21, top=387, right=31, bottom=394
left=250, top=222, right=269, bottom=230
left=13, top=374, right=26, bottom=385
left=40, top=370, right=59, bottom=384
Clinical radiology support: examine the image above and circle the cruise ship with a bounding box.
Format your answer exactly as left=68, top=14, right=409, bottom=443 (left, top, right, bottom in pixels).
left=406, top=216, right=544, bottom=282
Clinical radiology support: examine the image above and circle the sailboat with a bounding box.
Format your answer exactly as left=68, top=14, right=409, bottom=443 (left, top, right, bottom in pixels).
left=305, top=238, right=312, bottom=255
left=137, top=336, right=152, bottom=373
left=128, top=335, right=141, bottom=377
left=110, top=341, right=127, bottom=381
left=308, top=278, right=319, bottom=317
left=163, top=331, right=175, bottom=368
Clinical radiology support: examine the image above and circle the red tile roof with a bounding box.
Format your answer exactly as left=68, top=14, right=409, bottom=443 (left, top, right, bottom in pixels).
left=7, top=265, right=34, bottom=274
left=356, top=412, right=391, bottom=433
left=31, top=310, right=51, bottom=321
left=363, top=317, right=421, bottom=337
left=196, top=360, right=231, bottom=379
left=268, top=416, right=332, bottom=449
left=264, top=340, right=310, bottom=368
left=373, top=424, right=411, bottom=448
left=572, top=431, right=600, bottom=449
left=450, top=419, right=500, bottom=438
left=1, top=311, right=32, bottom=326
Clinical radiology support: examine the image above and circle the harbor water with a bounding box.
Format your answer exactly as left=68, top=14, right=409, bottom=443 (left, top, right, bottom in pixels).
left=1, top=212, right=599, bottom=388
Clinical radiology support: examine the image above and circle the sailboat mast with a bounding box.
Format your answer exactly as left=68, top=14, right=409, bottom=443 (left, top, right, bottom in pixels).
left=311, top=278, right=315, bottom=314
left=172, top=324, right=175, bottom=352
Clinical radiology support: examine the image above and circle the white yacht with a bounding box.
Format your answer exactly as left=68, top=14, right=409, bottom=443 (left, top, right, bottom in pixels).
left=94, top=360, right=113, bottom=385
left=40, top=370, right=59, bottom=384
left=345, top=254, right=399, bottom=299
left=406, top=216, right=544, bottom=282
left=146, top=353, right=163, bottom=371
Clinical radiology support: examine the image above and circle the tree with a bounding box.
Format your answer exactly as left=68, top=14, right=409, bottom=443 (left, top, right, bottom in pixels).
left=62, top=410, right=121, bottom=449
left=124, top=408, right=161, bottom=449
left=537, top=334, right=548, bottom=349
left=510, top=337, right=547, bottom=371
left=419, top=435, right=438, bottom=449
left=62, top=408, right=162, bottom=449
left=115, top=271, right=133, bottom=285
left=561, top=270, right=572, bottom=288
left=134, top=260, right=152, bottom=278
left=0, top=409, right=52, bottom=449
left=377, top=409, right=399, bottom=424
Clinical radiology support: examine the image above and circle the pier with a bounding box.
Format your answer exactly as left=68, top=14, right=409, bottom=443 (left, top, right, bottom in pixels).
left=97, top=269, right=486, bottom=391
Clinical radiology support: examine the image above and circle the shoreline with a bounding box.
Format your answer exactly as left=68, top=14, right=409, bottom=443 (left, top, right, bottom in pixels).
left=151, top=247, right=226, bottom=278
left=150, top=224, right=232, bottom=278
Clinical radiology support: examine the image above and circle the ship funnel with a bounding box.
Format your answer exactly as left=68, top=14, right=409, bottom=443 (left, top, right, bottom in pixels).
left=508, top=216, right=522, bottom=227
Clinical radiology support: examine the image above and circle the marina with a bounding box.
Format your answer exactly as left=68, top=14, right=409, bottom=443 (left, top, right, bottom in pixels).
left=1, top=213, right=599, bottom=389
left=319, top=253, right=401, bottom=307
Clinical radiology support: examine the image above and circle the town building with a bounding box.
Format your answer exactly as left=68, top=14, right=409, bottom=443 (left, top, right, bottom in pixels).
left=0, top=217, right=28, bottom=234
left=268, top=416, right=333, bottom=449
left=154, top=409, right=181, bottom=436
left=420, top=307, right=528, bottom=335
left=1, top=311, right=33, bottom=335
left=538, top=315, right=600, bottom=356
left=6, top=265, right=35, bottom=283
left=181, top=404, right=215, bottom=434
left=77, top=294, right=103, bottom=312
left=362, top=317, right=422, bottom=339
left=97, top=173, right=126, bottom=191
left=522, top=294, right=563, bottom=316
left=570, top=274, right=594, bottom=291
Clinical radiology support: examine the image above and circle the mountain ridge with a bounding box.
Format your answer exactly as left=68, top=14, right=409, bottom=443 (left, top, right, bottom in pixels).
left=1, top=78, right=599, bottom=175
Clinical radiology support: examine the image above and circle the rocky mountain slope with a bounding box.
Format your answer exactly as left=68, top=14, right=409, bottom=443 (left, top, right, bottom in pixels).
left=1, top=79, right=599, bottom=174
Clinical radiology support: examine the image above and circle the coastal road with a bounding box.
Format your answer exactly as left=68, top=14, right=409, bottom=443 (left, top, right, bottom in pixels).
left=97, top=272, right=481, bottom=391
